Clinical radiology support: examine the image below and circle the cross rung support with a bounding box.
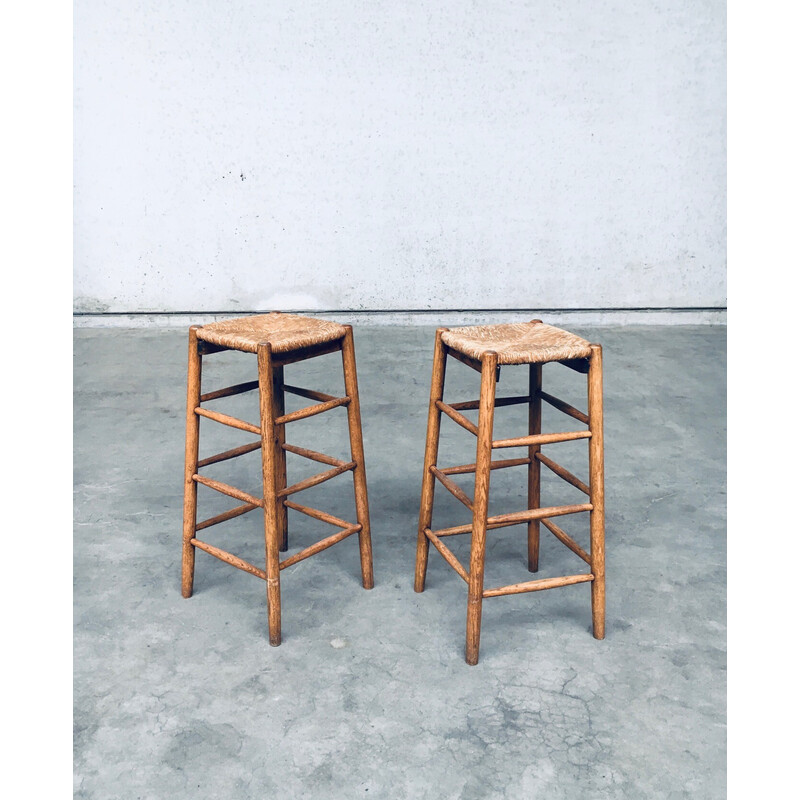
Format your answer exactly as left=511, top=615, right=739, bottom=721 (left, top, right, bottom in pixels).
left=539, top=391, right=590, bottom=425
left=492, top=430, right=591, bottom=449
left=195, top=501, right=260, bottom=531
left=424, top=529, right=469, bottom=583
left=193, top=474, right=263, bottom=507
left=486, top=503, right=592, bottom=528
left=541, top=518, right=591, bottom=564
left=430, top=466, right=473, bottom=510
left=440, top=457, right=531, bottom=476
left=195, top=407, right=261, bottom=435
left=277, top=461, right=356, bottom=498
left=279, top=525, right=361, bottom=570
left=275, top=396, right=350, bottom=425
left=431, top=503, right=592, bottom=537
left=283, top=500, right=354, bottom=529
left=435, top=400, right=479, bottom=436
left=197, top=440, right=262, bottom=469
left=190, top=538, right=267, bottom=580
left=449, top=395, right=529, bottom=411
left=483, top=573, right=594, bottom=598
left=282, top=443, right=348, bottom=469
left=535, top=452, right=591, bottom=495
left=283, top=384, right=337, bottom=403
left=200, top=380, right=260, bottom=403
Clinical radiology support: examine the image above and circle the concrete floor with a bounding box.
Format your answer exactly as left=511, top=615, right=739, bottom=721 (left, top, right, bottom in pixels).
left=74, top=324, right=726, bottom=799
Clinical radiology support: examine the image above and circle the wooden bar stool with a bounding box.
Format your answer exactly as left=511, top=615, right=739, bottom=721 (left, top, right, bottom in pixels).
left=181, top=313, right=374, bottom=646
left=413, top=321, right=605, bottom=664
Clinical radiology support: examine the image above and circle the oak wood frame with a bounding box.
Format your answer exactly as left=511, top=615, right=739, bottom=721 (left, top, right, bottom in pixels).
left=413, top=332, right=606, bottom=664
left=180, top=324, right=374, bottom=647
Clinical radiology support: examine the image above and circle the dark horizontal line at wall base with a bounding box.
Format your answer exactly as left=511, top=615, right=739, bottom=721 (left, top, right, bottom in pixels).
left=73, top=307, right=727, bottom=328
left=74, top=306, right=726, bottom=316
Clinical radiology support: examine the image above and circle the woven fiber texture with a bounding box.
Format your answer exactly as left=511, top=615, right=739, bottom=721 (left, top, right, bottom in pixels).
left=441, top=322, right=593, bottom=365
left=196, top=313, right=347, bottom=354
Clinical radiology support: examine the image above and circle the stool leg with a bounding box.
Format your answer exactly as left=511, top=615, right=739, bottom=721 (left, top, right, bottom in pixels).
left=415, top=328, right=448, bottom=593
left=273, top=366, right=289, bottom=552
left=181, top=326, right=202, bottom=598
left=341, top=327, right=374, bottom=590
left=258, top=343, right=282, bottom=646
left=588, top=344, right=606, bottom=639
left=527, top=363, right=542, bottom=572
left=465, top=351, right=498, bottom=665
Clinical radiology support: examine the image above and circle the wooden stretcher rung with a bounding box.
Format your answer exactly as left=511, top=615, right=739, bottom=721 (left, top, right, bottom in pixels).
left=275, top=396, right=350, bottom=425
left=430, top=503, right=592, bottom=537
left=282, top=499, right=354, bottom=530
left=449, top=395, right=530, bottom=411
left=424, top=528, right=469, bottom=583
left=483, top=573, right=594, bottom=598
left=539, top=391, right=590, bottom=425
left=190, top=538, right=267, bottom=580
left=277, top=461, right=356, bottom=498
left=440, top=456, right=531, bottom=475
left=430, top=466, right=473, bottom=510
left=283, top=384, right=337, bottom=403
left=535, top=452, right=591, bottom=495
left=200, top=379, right=260, bottom=403
left=197, top=440, right=261, bottom=469
left=541, top=518, right=591, bottom=564
left=282, top=442, right=348, bottom=468
left=435, top=400, right=479, bottom=436
left=279, top=524, right=361, bottom=570
left=492, top=430, right=591, bottom=449
left=195, top=501, right=260, bottom=531
left=195, top=407, right=261, bottom=435
left=193, top=474, right=263, bottom=507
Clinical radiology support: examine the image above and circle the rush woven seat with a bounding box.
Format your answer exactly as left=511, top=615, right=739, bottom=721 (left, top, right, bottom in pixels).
left=196, top=312, right=348, bottom=354
left=441, top=321, right=593, bottom=365
left=415, top=321, right=606, bottom=665
left=182, top=313, right=374, bottom=647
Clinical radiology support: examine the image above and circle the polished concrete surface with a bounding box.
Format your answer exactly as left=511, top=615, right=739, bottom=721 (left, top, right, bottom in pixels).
left=74, top=325, right=726, bottom=799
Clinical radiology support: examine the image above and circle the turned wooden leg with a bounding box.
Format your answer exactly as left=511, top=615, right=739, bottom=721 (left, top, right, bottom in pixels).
left=465, top=350, right=498, bottom=665
left=273, top=365, right=289, bottom=552
left=588, top=344, right=606, bottom=639
left=527, top=362, right=542, bottom=572
left=181, top=326, right=202, bottom=598
left=415, top=328, right=448, bottom=593
left=258, top=342, right=282, bottom=646
left=341, top=327, right=374, bottom=590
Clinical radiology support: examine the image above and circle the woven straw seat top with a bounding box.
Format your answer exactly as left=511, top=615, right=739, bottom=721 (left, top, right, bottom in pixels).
left=196, top=313, right=348, bottom=354
left=441, top=322, right=593, bottom=365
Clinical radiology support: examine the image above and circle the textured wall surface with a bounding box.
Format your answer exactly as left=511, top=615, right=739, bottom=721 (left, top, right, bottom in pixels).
left=74, top=1, right=726, bottom=313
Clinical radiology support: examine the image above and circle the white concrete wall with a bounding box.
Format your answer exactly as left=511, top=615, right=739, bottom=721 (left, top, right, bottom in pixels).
left=74, top=1, right=725, bottom=314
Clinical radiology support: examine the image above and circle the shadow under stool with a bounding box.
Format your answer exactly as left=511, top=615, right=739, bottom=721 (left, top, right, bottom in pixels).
left=413, top=320, right=605, bottom=664
left=181, top=313, right=374, bottom=645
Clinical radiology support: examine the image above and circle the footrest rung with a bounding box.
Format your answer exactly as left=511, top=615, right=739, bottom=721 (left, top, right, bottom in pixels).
left=283, top=384, right=337, bottom=403
left=200, top=380, right=260, bottom=403
left=440, top=456, right=530, bottom=475
left=430, top=466, right=473, bottom=510
left=424, top=528, right=469, bottom=583
left=283, top=500, right=354, bottom=529
left=541, top=518, right=591, bottom=564
left=190, top=538, right=266, bottom=580
left=197, top=440, right=261, bottom=469
left=483, top=573, right=594, bottom=598
left=535, top=452, right=590, bottom=496
left=195, top=501, right=260, bottom=531
left=195, top=407, right=260, bottom=435
left=279, top=524, right=361, bottom=570
left=435, top=400, right=479, bottom=436
left=278, top=461, right=356, bottom=498
left=282, top=442, right=348, bottom=468
left=275, top=396, right=350, bottom=425
left=539, top=391, right=590, bottom=425
left=492, top=430, right=591, bottom=449
left=193, top=474, right=263, bottom=507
